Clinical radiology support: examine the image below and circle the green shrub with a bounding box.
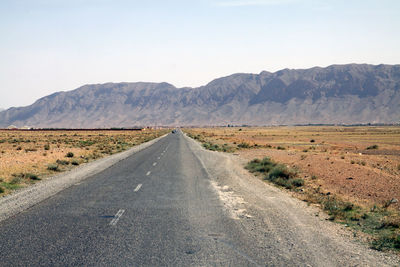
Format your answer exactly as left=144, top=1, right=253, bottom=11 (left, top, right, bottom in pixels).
left=276, top=146, right=286, bottom=150
left=26, top=173, right=40, bottom=180
left=10, top=177, right=22, bottom=184
left=366, top=145, right=379, bottom=150
left=71, top=160, right=80, bottom=166
left=65, top=152, right=74, bottom=158
left=246, top=157, right=301, bottom=190
left=291, top=178, right=305, bottom=187
left=268, top=165, right=291, bottom=180
left=44, top=144, right=50, bottom=150
left=238, top=142, right=250, bottom=149
left=47, top=164, right=59, bottom=171
left=0, top=186, right=4, bottom=193
left=56, top=159, right=69, bottom=165
left=0, top=182, right=21, bottom=190
left=371, top=235, right=400, bottom=251
left=322, top=196, right=354, bottom=220
left=245, top=157, right=276, bottom=173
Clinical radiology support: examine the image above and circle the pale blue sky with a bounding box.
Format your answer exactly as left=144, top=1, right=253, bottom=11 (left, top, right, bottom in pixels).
left=1, top=0, right=399, bottom=109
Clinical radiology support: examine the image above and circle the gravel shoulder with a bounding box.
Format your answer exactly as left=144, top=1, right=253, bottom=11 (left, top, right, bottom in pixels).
left=0, top=134, right=167, bottom=222
left=184, top=133, right=400, bottom=266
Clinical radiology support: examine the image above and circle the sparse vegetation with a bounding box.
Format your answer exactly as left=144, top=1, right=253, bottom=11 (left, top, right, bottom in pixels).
left=47, top=164, right=59, bottom=171
left=246, top=157, right=303, bottom=190
left=65, top=152, right=74, bottom=158
left=237, top=142, right=250, bottom=149
left=366, top=144, right=379, bottom=150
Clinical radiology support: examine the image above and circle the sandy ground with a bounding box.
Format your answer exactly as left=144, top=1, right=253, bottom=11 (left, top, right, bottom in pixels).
left=238, top=148, right=400, bottom=209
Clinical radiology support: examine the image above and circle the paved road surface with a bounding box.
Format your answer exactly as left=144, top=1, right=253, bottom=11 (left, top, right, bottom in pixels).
left=0, top=131, right=397, bottom=266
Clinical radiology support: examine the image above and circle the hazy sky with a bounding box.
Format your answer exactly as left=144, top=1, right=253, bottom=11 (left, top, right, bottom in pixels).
left=1, top=0, right=399, bottom=109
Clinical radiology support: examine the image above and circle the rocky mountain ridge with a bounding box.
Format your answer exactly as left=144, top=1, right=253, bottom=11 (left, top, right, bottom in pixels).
left=1, top=64, right=399, bottom=127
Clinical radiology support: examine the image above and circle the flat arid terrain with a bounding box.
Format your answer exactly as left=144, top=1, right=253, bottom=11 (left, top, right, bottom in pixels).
left=184, top=126, right=400, bottom=251
left=0, top=129, right=168, bottom=195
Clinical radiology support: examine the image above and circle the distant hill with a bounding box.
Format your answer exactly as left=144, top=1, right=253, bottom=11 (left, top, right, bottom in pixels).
left=0, top=64, right=399, bottom=128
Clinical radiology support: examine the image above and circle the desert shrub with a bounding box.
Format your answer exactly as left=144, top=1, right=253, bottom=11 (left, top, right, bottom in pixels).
left=0, top=182, right=21, bottom=190
left=26, top=173, right=40, bottom=180
left=203, top=142, right=219, bottom=151
left=371, top=235, right=400, bottom=251
left=65, top=152, right=74, bottom=158
left=291, top=178, right=305, bottom=187
left=71, top=160, right=80, bottom=166
left=237, top=142, right=250, bottom=149
left=44, top=144, right=50, bottom=150
left=10, top=176, right=22, bottom=184
left=268, top=165, right=291, bottom=180
left=56, top=159, right=69, bottom=165
left=246, top=157, right=276, bottom=173
left=246, top=157, right=302, bottom=190
left=47, top=164, right=59, bottom=171
left=310, top=139, right=315, bottom=143
left=0, top=186, right=4, bottom=193
left=366, top=145, right=379, bottom=150
left=276, top=146, right=286, bottom=150
left=321, top=196, right=354, bottom=220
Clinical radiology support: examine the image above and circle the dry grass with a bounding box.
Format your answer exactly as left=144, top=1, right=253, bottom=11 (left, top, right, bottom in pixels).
left=0, top=129, right=168, bottom=195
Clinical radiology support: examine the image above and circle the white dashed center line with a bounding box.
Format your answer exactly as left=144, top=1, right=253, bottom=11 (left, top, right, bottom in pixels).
left=153, top=162, right=157, bottom=166
left=146, top=171, right=151, bottom=176
left=109, top=209, right=125, bottom=226
left=134, top=184, right=142, bottom=192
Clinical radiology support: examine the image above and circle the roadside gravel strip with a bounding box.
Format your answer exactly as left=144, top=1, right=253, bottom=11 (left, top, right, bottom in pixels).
left=183, top=133, right=400, bottom=266
left=0, top=134, right=167, bottom=222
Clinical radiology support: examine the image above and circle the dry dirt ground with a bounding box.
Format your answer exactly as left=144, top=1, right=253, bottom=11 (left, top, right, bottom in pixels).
left=0, top=129, right=168, bottom=195
left=184, top=126, right=400, bottom=210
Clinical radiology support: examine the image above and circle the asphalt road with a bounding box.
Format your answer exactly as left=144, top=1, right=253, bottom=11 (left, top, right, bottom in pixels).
left=0, top=131, right=397, bottom=266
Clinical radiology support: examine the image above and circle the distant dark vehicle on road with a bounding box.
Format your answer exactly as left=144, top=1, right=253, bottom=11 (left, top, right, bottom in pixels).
left=172, top=130, right=177, bottom=133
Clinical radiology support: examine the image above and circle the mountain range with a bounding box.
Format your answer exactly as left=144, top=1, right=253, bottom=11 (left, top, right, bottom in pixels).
left=1, top=64, right=399, bottom=128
